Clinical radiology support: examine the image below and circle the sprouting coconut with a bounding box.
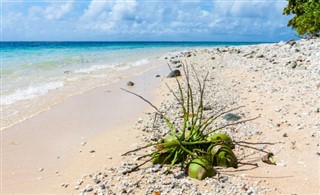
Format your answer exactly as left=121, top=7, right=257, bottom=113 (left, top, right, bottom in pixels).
left=187, top=158, right=216, bottom=180
left=209, top=144, right=238, bottom=168
left=207, top=133, right=235, bottom=149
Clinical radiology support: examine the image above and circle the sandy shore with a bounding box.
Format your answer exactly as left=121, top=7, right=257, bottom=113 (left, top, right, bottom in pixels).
left=1, top=39, right=319, bottom=194
left=1, top=64, right=170, bottom=194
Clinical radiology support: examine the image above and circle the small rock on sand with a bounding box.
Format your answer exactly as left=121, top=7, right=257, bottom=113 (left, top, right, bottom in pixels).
left=167, top=70, right=181, bottom=78
left=127, top=81, right=135, bottom=86
left=223, top=113, right=241, bottom=121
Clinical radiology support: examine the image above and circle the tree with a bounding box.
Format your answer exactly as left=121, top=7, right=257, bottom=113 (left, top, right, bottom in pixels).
left=283, top=0, right=320, bottom=38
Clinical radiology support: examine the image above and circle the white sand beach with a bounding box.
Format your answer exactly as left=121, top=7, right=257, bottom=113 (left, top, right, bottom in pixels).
left=1, top=39, right=319, bottom=194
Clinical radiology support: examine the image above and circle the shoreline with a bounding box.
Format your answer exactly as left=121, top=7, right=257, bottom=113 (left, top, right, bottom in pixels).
left=2, top=39, right=319, bottom=194
left=1, top=54, right=168, bottom=131
left=1, top=64, right=171, bottom=194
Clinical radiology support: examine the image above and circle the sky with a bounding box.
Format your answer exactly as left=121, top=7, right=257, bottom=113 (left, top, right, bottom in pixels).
left=1, top=0, right=297, bottom=42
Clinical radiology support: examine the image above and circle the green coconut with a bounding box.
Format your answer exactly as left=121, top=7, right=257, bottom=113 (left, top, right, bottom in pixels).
left=188, top=158, right=216, bottom=180
left=210, top=145, right=238, bottom=168
left=207, top=133, right=235, bottom=149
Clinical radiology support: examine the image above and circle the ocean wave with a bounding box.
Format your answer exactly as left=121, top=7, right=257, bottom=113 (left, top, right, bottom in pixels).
left=74, top=64, right=116, bottom=74
left=1, top=81, right=64, bottom=105
left=131, top=58, right=149, bottom=66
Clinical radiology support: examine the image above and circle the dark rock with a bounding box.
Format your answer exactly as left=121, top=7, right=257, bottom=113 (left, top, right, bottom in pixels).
left=256, top=54, right=264, bottom=58
left=219, top=175, right=229, bottom=183
left=187, top=54, right=192, bottom=57
left=127, top=81, right=135, bottom=86
left=211, top=57, right=215, bottom=60
left=167, top=70, right=181, bottom=78
left=203, top=105, right=213, bottom=111
left=155, top=75, right=161, bottom=78
left=89, top=150, right=96, bottom=153
left=223, top=113, right=241, bottom=121
left=171, top=60, right=181, bottom=64
left=85, top=186, right=93, bottom=192
left=243, top=51, right=255, bottom=57
left=164, top=57, right=168, bottom=59
left=287, top=39, right=296, bottom=46
left=94, top=178, right=101, bottom=184
left=291, top=61, right=298, bottom=69
left=175, top=65, right=182, bottom=68
left=283, top=133, right=288, bottom=137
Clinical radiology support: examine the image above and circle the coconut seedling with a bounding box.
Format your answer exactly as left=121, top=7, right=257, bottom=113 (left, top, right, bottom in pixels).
left=121, top=62, right=258, bottom=180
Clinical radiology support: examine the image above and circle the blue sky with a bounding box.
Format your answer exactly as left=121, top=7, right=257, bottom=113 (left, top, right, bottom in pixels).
left=1, top=0, right=296, bottom=42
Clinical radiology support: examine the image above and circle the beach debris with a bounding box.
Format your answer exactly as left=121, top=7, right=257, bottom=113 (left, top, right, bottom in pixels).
left=223, top=113, right=241, bottom=121
left=286, top=39, right=296, bottom=46
left=121, top=62, right=261, bottom=181
left=76, top=180, right=84, bottom=185
left=166, top=69, right=181, bottom=78
left=127, top=81, right=135, bottom=86
left=74, top=186, right=80, bottom=190
left=262, top=153, right=276, bottom=165
left=256, top=54, right=264, bottom=58
left=89, top=150, right=96, bottom=153
left=171, top=60, right=181, bottom=64
left=187, top=158, right=216, bottom=180
left=84, top=184, right=93, bottom=192
left=38, top=168, right=44, bottom=172
left=219, top=174, right=229, bottom=183
left=81, top=141, right=87, bottom=146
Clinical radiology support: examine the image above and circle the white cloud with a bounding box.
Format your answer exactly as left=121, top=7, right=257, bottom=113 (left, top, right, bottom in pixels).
left=2, top=0, right=295, bottom=41
left=82, top=0, right=110, bottom=20
left=80, top=0, right=137, bottom=33
left=27, top=1, right=74, bottom=20
left=43, top=0, right=74, bottom=20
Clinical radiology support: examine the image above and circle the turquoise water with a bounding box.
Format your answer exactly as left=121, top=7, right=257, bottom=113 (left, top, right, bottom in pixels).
left=1, top=41, right=263, bottom=129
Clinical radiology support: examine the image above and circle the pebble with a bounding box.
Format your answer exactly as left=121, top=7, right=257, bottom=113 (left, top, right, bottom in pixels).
left=85, top=184, right=93, bottom=192
left=127, top=81, right=135, bottom=86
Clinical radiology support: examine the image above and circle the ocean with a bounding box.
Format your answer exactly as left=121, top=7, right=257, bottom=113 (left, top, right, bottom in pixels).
left=0, top=41, right=262, bottom=130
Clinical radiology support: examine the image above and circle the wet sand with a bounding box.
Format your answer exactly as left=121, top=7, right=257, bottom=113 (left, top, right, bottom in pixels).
left=1, top=65, right=169, bottom=194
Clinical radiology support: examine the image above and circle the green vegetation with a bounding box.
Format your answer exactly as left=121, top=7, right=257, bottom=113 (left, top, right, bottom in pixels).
left=121, top=63, right=260, bottom=180
left=283, top=0, right=320, bottom=37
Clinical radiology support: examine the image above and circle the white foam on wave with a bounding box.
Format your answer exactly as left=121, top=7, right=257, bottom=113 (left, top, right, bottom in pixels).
left=131, top=58, right=149, bottom=66
left=74, top=64, right=116, bottom=74
left=1, top=81, right=64, bottom=105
